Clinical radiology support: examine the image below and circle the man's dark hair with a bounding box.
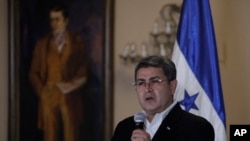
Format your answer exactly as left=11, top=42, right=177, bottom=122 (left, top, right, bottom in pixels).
left=134, top=56, right=176, bottom=83
left=50, top=3, right=69, bottom=19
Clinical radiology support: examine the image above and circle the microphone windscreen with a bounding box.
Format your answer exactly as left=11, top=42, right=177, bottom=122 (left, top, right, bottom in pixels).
left=134, top=112, right=146, bottom=129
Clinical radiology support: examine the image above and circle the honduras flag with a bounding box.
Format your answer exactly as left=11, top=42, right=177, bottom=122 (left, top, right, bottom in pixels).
left=171, top=0, right=226, bottom=141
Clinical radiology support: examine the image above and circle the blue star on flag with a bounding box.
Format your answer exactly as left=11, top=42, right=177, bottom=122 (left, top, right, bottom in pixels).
left=179, top=90, right=199, bottom=112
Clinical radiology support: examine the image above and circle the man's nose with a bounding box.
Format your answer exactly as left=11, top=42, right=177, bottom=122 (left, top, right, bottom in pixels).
left=145, top=82, right=153, bottom=91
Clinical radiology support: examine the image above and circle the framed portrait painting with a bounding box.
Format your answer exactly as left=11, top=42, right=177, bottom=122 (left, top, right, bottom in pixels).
left=8, top=0, right=114, bottom=141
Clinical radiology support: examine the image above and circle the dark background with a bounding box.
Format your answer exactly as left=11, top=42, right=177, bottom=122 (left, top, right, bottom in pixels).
left=19, top=0, right=104, bottom=140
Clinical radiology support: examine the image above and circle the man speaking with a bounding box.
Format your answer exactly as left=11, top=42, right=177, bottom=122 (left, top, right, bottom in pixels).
left=111, top=56, right=214, bottom=141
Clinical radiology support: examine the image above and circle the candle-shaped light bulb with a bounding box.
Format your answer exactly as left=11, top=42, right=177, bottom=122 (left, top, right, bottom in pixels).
left=130, top=43, right=137, bottom=58
left=122, top=43, right=130, bottom=57
left=165, top=21, right=171, bottom=34
left=160, top=44, right=166, bottom=57
left=153, top=22, right=158, bottom=34
left=141, top=43, right=147, bottom=58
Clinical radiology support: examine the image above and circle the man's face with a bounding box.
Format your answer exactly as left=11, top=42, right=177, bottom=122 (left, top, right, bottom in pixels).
left=50, top=11, right=68, bottom=33
left=135, top=67, right=177, bottom=115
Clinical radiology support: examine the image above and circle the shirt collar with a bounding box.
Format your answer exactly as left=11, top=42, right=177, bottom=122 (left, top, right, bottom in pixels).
left=144, top=100, right=177, bottom=125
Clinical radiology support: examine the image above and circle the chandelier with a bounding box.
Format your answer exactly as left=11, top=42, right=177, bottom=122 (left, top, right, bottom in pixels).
left=120, top=3, right=181, bottom=64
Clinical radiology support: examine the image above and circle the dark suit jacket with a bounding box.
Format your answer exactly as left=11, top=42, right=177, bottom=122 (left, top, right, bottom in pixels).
left=111, top=103, right=214, bottom=141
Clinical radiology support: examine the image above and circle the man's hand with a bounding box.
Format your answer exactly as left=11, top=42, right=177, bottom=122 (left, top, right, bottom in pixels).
left=131, top=129, right=151, bottom=141
left=57, top=77, right=86, bottom=94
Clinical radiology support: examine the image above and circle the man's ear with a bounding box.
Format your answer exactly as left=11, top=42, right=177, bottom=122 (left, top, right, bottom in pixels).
left=170, top=80, right=177, bottom=95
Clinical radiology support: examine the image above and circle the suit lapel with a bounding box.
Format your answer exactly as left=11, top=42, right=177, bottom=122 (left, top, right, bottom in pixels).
left=151, top=104, right=183, bottom=141
left=60, top=31, right=72, bottom=75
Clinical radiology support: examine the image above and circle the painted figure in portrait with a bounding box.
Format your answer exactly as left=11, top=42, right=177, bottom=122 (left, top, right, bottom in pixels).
left=29, top=4, right=87, bottom=141
left=19, top=0, right=104, bottom=141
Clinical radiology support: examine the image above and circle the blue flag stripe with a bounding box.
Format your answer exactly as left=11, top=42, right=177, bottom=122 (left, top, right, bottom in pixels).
left=176, top=0, right=226, bottom=126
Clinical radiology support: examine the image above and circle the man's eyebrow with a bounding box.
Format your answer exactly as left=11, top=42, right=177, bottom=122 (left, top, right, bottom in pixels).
left=136, top=76, right=161, bottom=81
left=136, top=78, right=145, bottom=81
left=149, top=76, right=161, bottom=80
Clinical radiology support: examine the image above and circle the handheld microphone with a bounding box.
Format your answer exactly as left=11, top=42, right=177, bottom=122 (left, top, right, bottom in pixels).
left=133, top=112, right=146, bottom=129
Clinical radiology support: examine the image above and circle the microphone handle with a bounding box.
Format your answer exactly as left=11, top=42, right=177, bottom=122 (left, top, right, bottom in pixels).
left=135, top=122, right=144, bottom=129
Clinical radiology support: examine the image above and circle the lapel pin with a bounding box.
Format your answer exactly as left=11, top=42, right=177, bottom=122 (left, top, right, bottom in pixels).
left=166, top=126, right=171, bottom=131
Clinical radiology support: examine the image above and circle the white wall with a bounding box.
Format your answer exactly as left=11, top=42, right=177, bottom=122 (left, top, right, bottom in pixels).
left=222, top=0, right=250, bottom=124
left=0, top=0, right=8, bottom=140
